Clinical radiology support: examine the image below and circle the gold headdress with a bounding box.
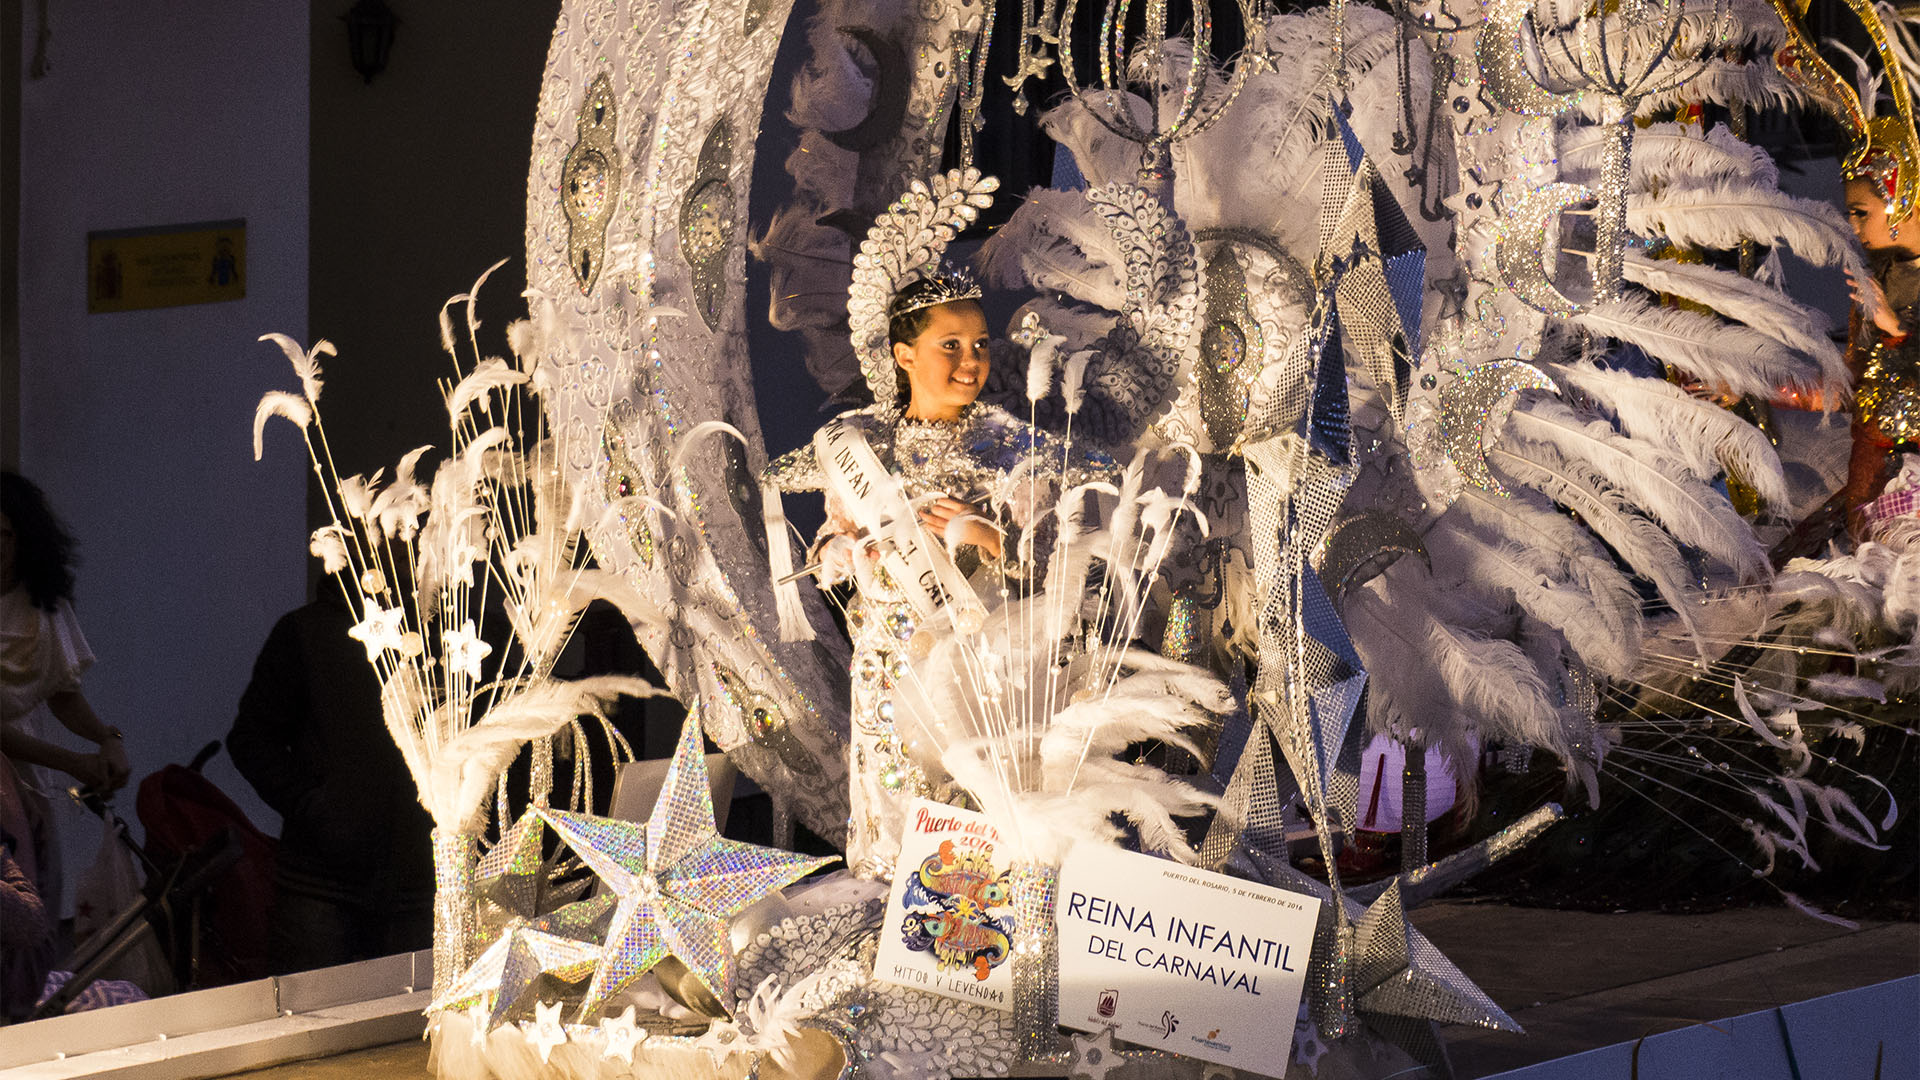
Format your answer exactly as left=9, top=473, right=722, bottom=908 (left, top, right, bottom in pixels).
left=1772, top=0, right=1920, bottom=223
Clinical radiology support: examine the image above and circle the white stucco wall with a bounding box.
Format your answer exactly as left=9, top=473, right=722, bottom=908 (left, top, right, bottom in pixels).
left=16, top=4, right=309, bottom=893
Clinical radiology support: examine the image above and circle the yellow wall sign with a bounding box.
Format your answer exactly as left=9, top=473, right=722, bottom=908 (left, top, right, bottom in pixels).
left=87, top=219, right=246, bottom=314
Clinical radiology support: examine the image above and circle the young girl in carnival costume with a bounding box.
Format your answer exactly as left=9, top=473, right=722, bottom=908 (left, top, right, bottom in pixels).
left=765, top=267, right=1115, bottom=880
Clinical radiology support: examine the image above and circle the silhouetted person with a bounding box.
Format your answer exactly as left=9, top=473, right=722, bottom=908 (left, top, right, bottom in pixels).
left=227, top=591, right=431, bottom=972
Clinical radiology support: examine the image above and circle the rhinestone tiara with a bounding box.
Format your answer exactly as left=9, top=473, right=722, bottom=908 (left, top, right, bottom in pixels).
left=888, top=269, right=984, bottom=319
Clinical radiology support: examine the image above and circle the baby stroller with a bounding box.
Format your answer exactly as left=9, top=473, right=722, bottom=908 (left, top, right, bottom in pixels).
left=29, top=742, right=275, bottom=1019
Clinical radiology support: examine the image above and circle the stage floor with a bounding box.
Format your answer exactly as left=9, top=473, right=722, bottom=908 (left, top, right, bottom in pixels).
left=220, top=900, right=1919, bottom=1079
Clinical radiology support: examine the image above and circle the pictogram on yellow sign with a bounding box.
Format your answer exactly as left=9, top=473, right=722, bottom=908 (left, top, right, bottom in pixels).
left=87, top=219, right=246, bottom=314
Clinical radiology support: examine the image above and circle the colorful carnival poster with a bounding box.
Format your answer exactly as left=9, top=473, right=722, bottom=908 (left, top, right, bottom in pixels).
left=871, top=799, right=1015, bottom=1011
left=1056, top=844, right=1321, bottom=1077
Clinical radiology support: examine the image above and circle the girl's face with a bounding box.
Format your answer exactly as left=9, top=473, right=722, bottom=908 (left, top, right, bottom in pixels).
left=895, top=302, right=991, bottom=421
left=1846, top=178, right=1920, bottom=255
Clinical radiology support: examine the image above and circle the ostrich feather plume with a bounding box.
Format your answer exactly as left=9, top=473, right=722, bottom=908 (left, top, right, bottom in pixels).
left=1550, top=361, right=1791, bottom=508
left=1489, top=437, right=1704, bottom=649
left=1618, top=254, right=1844, bottom=392
left=252, top=391, right=311, bottom=461
left=1505, top=398, right=1769, bottom=580
left=1563, top=121, right=1777, bottom=192
left=1572, top=294, right=1826, bottom=401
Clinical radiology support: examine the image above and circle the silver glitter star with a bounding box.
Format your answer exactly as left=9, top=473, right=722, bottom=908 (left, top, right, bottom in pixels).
left=1248, top=851, right=1518, bottom=1061
left=542, top=711, right=837, bottom=1018
left=1068, top=1025, right=1123, bottom=1080
left=426, top=892, right=613, bottom=1023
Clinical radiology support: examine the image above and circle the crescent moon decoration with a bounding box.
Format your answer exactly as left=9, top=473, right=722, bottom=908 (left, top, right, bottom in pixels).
left=1437, top=359, right=1559, bottom=495
left=1495, top=182, right=1596, bottom=317
left=1314, top=511, right=1431, bottom=609
left=1475, top=0, right=1587, bottom=118
left=824, top=27, right=912, bottom=154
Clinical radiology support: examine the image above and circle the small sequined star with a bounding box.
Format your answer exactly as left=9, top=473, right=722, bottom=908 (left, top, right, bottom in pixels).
left=444, top=619, right=493, bottom=680
left=599, top=1005, right=647, bottom=1063
left=1069, top=1025, right=1124, bottom=1080
left=347, top=602, right=406, bottom=661
left=522, top=999, right=569, bottom=1063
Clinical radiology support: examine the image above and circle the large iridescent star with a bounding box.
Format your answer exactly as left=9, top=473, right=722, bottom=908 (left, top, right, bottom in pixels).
left=541, top=711, right=836, bottom=1019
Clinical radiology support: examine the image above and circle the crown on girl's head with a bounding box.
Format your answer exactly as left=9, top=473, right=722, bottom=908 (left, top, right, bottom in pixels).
left=888, top=269, right=984, bottom=318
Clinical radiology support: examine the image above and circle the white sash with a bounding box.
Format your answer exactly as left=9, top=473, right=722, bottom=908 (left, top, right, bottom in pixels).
left=813, top=415, right=985, bottom=632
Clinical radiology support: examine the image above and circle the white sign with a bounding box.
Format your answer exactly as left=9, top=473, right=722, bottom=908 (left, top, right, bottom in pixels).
left=870, top=799, right=1015, bottom=1011
left=1056, top=844, right=1321, bottom=1078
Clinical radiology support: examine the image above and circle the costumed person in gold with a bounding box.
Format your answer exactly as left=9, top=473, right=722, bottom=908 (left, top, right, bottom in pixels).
left=765, top=273, right=1113, bottom=880
left=1842, top=144, right=1920, bottom=517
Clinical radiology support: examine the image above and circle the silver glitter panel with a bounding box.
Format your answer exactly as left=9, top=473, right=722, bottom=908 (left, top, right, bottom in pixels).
left=681, top=118, right=737, bottom=330
left=1495, top=182, right=1595, bottom=317
left=1315, top=511, right=1429, bottom=609
left=475, top=810, right=549, bottom=942
left=1009, top=862, right=1065, bottom=1063
left=432, top=828, right=479, bottom=1000
left=1401, top=752, right=1428, bottom=870
left=1366, top=930, right=1518, bottom=1032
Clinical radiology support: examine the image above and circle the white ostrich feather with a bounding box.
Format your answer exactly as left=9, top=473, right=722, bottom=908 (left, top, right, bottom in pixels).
left=446, top=357, right=531, bottom=420
left=1449, top=486, right=1646, bottom=670
left=1605, top=59, right=1805, bottom=118
left=1549, top=361, right=1790, bottom=509
left=1062, top=350, right=1094, bottom=414
left=1627, top=183, right=1879, bottom=320
left=1571, top=294, right=1825, bottom=401
left=258, top=333, right=333, bottom=402
left=368, top=445, right=434, bottom=543
left=416, top=676, right=660, bottom=833
left=1037, top=91, right=1157, bottom=191
left=1562, top=122, right=1777, bottom=192
left=252, top=391, right=311, bottom=461
left=309, top=524, right=352, bottom=574
left=337, top=469, right=386, bottom=526
left=1804, top=672, right=1888, bottom=702
left=1345, top=566, right=1572, bottom=769
left=1037, top=650, right=1229, bottom=778
left=978, top=188, right=1128, bottom=311
left=1424, top=518, right=1640, bottom=677
left=1025, top=329, right=1063, bottom=403
left=1506, top=398, right=1769, bottom=580
left=1618, top=254, right=1844, bottom=391
left=1489, top=437, right=1704, bottom=648
left=786, top=26, right=873, bottom=132
left=941, top=739, right=1216, bottom=866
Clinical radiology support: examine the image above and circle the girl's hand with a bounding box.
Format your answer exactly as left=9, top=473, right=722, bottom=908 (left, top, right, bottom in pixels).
left=97, top=737, right=131, bottom=791
left=1849, top=269, right=1906, bottom=337
left=918, top=497, right=1002, bottom=559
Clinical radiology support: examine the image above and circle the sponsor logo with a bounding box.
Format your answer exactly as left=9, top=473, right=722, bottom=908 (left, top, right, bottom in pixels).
left=1158, top=1011, right=1179, bottom=1040
left=1097, top=989, right=1118, bottom=1019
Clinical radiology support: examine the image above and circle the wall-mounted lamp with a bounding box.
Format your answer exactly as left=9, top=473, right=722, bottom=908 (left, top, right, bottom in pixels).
left=343, top=0, right=398, bottom=84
